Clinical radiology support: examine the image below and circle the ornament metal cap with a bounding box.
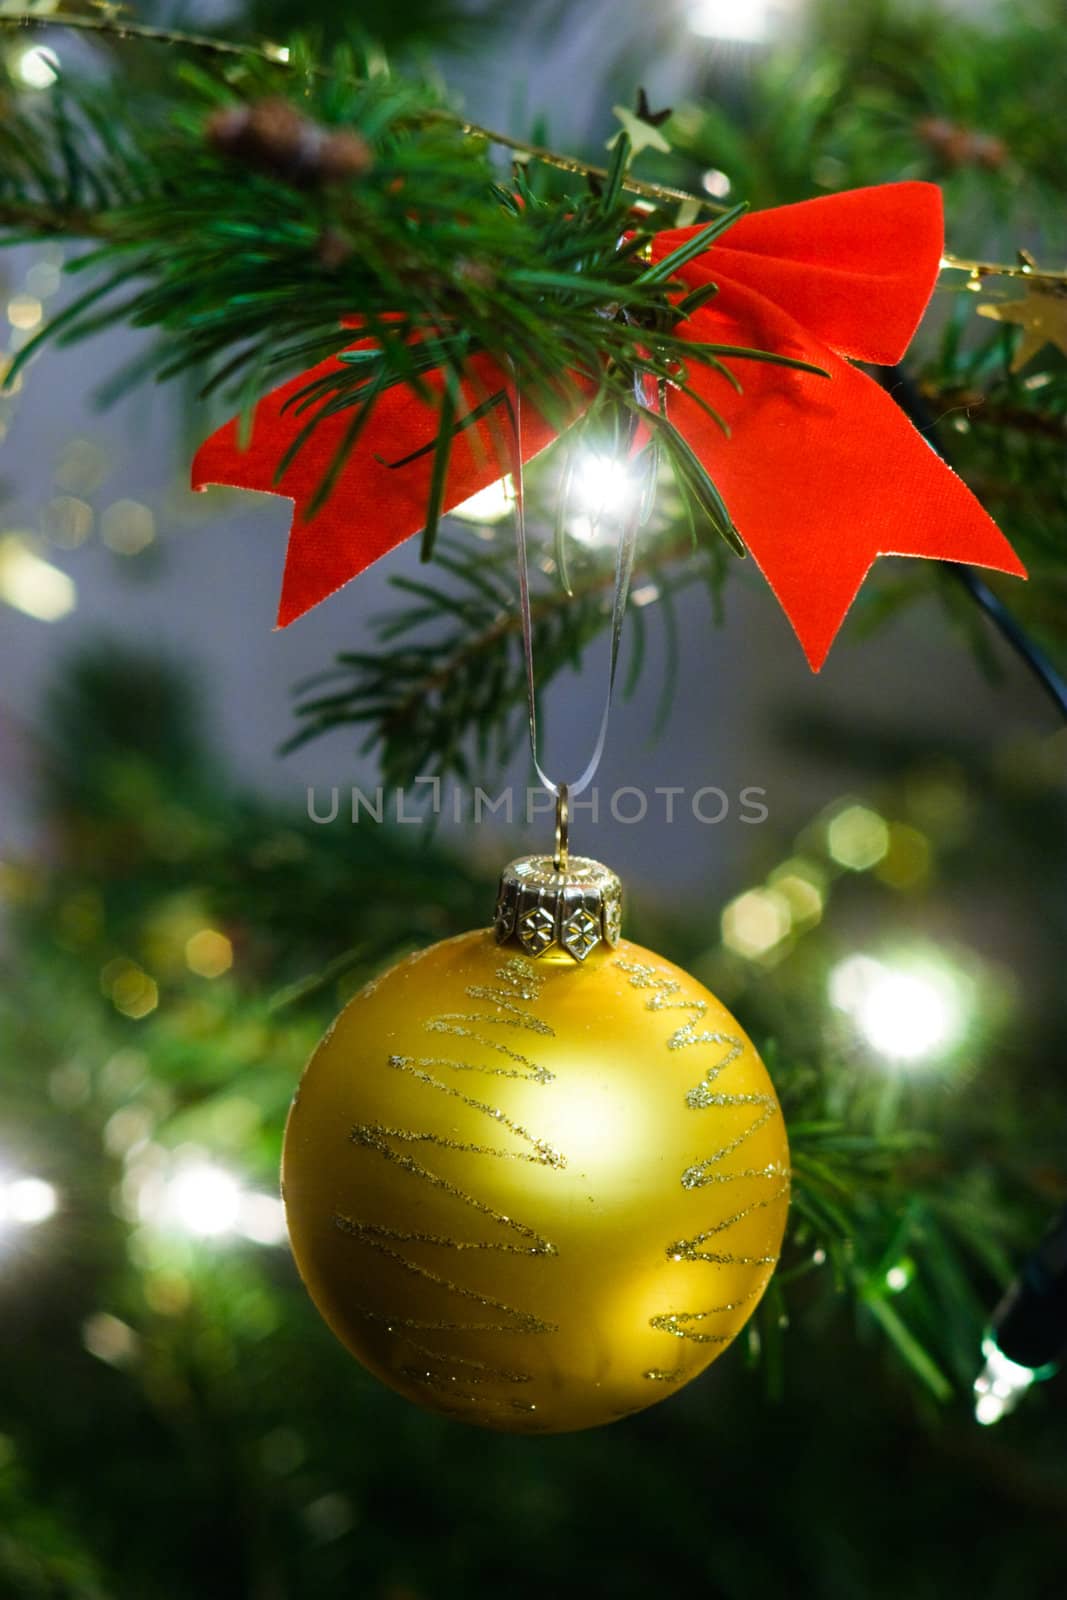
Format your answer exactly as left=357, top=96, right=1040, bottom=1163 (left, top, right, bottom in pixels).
left=494, top=783, right=622, bottom=962
left=493, top=854, right=623, bottom=962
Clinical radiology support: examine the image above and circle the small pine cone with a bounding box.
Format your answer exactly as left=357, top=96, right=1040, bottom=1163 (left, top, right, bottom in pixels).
left=971, top=131, right=1008, bottom=171
left=206, top=99, right=372, bottom=188
left=915, top=115, right=969, bottom=167
left=317, top=227, right=354, bottom=271
left=455, top=257, right=498, bottom=293
left=317, top=130, right=374, bottom=183
left=915, top=114, right=1008, bottom=172
left=916, top=115, right=955, bottom=152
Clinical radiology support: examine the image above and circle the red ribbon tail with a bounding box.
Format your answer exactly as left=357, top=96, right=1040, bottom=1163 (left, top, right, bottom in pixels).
left=193, top=352, right=574, bottom=625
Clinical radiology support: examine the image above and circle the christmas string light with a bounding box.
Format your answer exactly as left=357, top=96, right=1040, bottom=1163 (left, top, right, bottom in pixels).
left=451, top=477, right=516, bottom=526
left=124, top=1147, right=286, bottom=1246
left=164, top=1162, right=243, bottom=1238
left=686, top=0, right=785, bottom=45
left=882, top=367, right=1067, bottom=732
left=0, top=535, right=76, bottom=620
left=880, top=369, right=1067, bottom=1419
left=828, top=955, right=964, bottom=1066
left=566, top=450, right=646, bottom=549
left=0, top=1170, right=59, bottom=1235
left=11, top=42, right=58, bottom=87
left=974, top=1207, right=1067, bottom=1425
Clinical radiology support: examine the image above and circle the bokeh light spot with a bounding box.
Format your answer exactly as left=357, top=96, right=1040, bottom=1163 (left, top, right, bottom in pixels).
left=185, top=929, right=234, bottom=980
left=827, top=804, right=889, bottom=871
left=722, top=888, right=792, bottom=960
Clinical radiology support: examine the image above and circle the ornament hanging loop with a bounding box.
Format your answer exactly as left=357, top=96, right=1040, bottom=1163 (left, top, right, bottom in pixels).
left=505, top=363, right=646, bottom=837
left=554, top=783, right=570, bottom=873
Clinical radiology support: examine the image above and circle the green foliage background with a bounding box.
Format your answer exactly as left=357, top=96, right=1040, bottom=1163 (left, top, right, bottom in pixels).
left=1, top=2, right=1065, bottom=1596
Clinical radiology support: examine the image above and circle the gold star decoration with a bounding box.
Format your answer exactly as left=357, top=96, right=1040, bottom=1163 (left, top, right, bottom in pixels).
left=977, top=281, right=1067, bottom=371
left=607, top=89, right=673, bottom=158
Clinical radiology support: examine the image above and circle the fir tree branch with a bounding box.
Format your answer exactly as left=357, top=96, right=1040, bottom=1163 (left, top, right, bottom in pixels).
left=0, top=8, right=291, bottom=63
left=919, top=384, right=1067, bottom=442
left=10, top=3, right=1064, bottom=267
left=0, top=52, right=825, bottom=575
left=0, top=9, right=720, bottom=212
left=882, top=365, right=1067, bottom=726
left=0, top=197, right=110, bottom=236
left=284, top=523, right=721, bottom=785
left=941, top=251, right=1067, bottom=289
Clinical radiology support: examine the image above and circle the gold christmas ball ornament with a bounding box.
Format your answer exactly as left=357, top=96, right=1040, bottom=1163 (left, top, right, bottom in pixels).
left=282, top=851, right=790, bottom=1434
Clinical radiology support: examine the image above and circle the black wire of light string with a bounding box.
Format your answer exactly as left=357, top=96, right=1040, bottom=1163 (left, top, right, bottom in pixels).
left=510, top=367, right=1067, bottom=869
left=880, top=364, right=1067, bottom=727
left=882, top=364, right=1067, bottom=1394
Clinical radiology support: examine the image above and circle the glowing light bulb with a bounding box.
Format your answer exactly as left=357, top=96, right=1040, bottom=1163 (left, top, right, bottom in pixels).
left=166, top=1163, right=242, bottom=1238
left=702, top=169, right=732, bottom=198
left=565, top=451, right=643, bottom=546
left=14, top=46, right=59, bottom=89
left=974, top=1391, right=1006, bottom=1426
left=571, top=452, right=638, bottom=518
left=829, top=955, right=962, bottom=1064
left=238, top=1192, right=288, bottom=1246
left=856, top=971, right=956, bottom=1061
left=130, top=1150, right=283, bottom=1246
left=7, top=294, right=42, bottom=331
left=688, top=0, right=777, bottom=44
left=974, top=1335, right=1037, bottom=1425
left=0, top=535, right=76, bottom=622
left=885, top=1259, right=914, bottom=1295
left=0, top=1173, right=58, bottom=1231
left=450, top=476, right=515, bottom=524
left=7, top=1177, right=58, bottom=1223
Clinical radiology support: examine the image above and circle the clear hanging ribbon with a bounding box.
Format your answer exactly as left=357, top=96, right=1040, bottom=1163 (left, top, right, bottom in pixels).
left=506, top=381, right=654, bottom=808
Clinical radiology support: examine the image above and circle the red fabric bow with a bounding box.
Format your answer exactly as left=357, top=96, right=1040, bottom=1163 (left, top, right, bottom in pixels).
left=192, top=181, right=1024, bottom=669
